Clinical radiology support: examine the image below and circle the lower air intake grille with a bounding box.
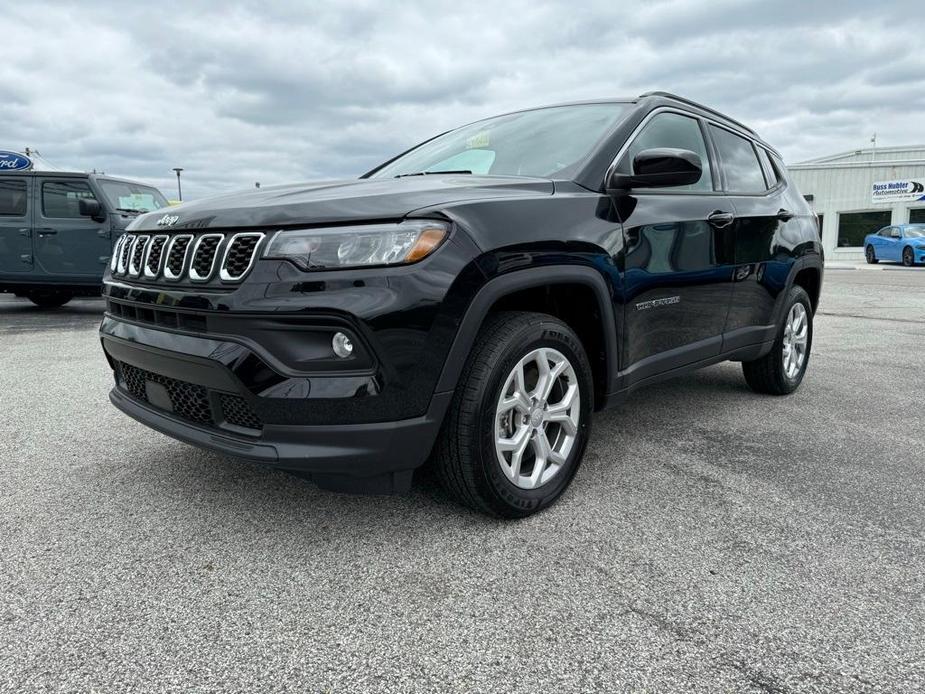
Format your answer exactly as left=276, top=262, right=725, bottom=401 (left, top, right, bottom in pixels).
left=119, top=362, right=212, bottom=425
left=220, top=394, right=263, bottom=430
left=117, top=362, right=263, bottom=434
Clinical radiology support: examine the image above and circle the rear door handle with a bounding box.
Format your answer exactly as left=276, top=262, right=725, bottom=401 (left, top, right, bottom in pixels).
left=36, top=228, right=57, bottom=236
left=777, top=208, right=794, bottom=221
left=708, top=211, right=735, bottom=228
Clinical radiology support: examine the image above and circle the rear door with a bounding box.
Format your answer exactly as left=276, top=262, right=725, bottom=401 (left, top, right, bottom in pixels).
left=617, top=110, right=737, bottom=382
left=716, top=126, right=811, bottom=345
left=0, top=175, right=33, bottom=273
left=33, top=177, right=111, bottom=279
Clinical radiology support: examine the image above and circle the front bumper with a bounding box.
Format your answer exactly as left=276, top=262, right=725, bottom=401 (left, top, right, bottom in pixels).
left=100, top=315, right=453, bottom=492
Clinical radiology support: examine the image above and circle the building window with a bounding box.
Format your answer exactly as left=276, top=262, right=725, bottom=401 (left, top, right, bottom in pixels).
left=837, top=210, right=891, bottom=247
left=910, top=208, right=925, bottom=224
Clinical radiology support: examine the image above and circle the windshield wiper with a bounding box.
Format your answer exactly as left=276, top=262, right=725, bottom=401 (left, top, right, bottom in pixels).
left=115, top=207, right=149, bottom=214
left=395, top=170, right=472, bottom=178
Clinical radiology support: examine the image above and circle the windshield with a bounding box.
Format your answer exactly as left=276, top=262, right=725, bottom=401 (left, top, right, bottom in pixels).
left=904, top=226, right=925, bottom=238
left=97, top=180, right=170, bottom=213
left=370, top=103, right=630, bottom=180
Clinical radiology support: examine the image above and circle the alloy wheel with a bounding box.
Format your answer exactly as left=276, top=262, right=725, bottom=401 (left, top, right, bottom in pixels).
left=781, top=303, right=808, bottom=380
left=494, top=348, right=580, bottom=490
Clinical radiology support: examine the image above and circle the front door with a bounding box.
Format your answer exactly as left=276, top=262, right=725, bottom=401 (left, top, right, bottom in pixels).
left=615, top=111, right=735, bottom=383
left=33, top=177, right=111, bottom=278
left=0, top=176, right=33, bottom=273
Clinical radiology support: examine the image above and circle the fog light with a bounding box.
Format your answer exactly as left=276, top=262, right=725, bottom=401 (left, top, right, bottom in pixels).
left=332, top=332, right=353, bottom=358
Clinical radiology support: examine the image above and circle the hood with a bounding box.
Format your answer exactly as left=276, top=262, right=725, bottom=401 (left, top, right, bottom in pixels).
left=130, top=175, right=554, bottom=232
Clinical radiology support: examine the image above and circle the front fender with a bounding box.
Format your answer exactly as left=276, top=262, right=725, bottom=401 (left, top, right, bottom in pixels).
left=432, top=264, right=621, bottom=398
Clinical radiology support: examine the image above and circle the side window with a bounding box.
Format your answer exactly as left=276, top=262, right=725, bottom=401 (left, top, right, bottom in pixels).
left=709, top=125, right=767, bottom=193
left=755, top=147, right=779, bottom=188
left=42, top=180, right=97, bottom=219
left=618, top=112, right=713, bottom=192
left=0, top=178, right=28, bottom=216
left=878, top=227, right=893, bottom=237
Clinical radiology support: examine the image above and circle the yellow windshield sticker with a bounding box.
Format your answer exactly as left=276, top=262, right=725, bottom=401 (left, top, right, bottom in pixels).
left=465, top=131, right=490, bottom=149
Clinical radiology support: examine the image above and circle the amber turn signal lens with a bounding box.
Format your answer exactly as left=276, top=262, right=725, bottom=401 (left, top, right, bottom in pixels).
left=404, top=227, right=447, bottom=263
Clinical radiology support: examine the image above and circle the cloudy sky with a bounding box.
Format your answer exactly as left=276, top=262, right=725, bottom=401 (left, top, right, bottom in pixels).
left=2, top=0, right=923, bottom=199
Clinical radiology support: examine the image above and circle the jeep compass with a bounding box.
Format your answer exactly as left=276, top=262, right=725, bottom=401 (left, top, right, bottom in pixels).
left=100, top=91, right=822, bottom=517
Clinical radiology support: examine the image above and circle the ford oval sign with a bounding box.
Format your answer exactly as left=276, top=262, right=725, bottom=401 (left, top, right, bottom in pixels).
left=0, top=151, right=33, bottom=172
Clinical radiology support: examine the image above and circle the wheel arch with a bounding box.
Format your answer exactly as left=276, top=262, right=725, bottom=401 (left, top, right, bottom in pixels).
left=433, top=266, right=619, bottom=410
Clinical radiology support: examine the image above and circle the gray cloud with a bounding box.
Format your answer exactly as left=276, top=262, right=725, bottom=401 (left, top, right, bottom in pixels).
left=1, top=0, right=922, bottom=199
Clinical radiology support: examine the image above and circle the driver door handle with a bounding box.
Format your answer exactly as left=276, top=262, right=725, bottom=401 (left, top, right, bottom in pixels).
left=36, top=228, right=57, bottom=236
left=708, top=211, right=735, bottom=228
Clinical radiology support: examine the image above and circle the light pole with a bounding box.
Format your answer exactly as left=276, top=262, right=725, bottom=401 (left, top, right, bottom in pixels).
left=172, top=167, right=184, bottom=201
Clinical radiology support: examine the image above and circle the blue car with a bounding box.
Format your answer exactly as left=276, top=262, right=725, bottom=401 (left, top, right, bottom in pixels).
left=864, top=224, right=925, bottom=266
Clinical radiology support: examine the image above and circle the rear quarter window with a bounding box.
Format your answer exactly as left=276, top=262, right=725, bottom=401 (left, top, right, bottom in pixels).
left=709, top=125, right=767, bottom=194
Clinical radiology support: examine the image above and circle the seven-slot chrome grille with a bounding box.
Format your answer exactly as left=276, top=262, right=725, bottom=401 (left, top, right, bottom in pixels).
left=110, top=231, right=265, bottom=283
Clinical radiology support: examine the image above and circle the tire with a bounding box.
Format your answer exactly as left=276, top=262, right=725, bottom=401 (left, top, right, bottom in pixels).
left=865, top=245, right=878, bottom=264
left=742, top=286, right=813, bottom=396
left=433, top=311, right=593, bottom=518
left=26, top=291, right=73, bottom=308
left=902, top=247, right=915, bottom=267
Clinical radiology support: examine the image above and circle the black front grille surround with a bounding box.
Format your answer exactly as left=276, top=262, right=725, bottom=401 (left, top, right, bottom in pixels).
left=117, top=361, right=263, bottom=434
left=189, top=234, right=224, bottom=282
left=163, top=234, right=193, bottom=280
left=143, top=235, right=169, bottom=279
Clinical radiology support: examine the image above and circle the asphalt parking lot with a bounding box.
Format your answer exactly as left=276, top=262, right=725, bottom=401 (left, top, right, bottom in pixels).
left=1, top=269, right=923, bottom=693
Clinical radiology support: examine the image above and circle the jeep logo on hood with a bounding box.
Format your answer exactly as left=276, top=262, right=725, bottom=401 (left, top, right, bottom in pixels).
left=157, top=214, right=180, bottom=227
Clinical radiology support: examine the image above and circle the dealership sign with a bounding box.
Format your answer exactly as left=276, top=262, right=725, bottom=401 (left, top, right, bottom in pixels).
left=871, top=179, right=925, bottom=205
left=0, top=150, right=33, bottom=172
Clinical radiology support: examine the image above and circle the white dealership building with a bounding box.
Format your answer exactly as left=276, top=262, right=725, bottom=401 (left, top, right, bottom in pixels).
left=788, top=145, right=925, bottom=262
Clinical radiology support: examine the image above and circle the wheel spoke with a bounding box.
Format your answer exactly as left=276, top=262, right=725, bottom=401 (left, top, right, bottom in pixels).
left=531, top=349, right=551, bottom=400
left=499, top=389, right=531, bottom=415
left=497, top=424, right=530, bottom=453
left=539, top=358, right=568, bottom=402
left=546, top=384, right=579, bottom=435
left=527, top=429, right=552, bottom=488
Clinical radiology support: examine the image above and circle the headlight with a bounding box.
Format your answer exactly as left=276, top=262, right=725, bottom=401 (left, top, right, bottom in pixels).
left=264, top=220, right=448, bottom=271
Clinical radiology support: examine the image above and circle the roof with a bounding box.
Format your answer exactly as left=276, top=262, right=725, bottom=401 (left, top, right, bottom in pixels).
left=0, top=170, right=159, bottom=186
left=792, top=145, right=925, bottom=169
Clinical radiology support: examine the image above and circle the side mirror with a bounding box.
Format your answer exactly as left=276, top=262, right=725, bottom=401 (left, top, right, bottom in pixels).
left=78, top=198, right=105, bottom=221
left=891, top=230, right=901, bottom=239
left=608, top=148, right=703, bottom=192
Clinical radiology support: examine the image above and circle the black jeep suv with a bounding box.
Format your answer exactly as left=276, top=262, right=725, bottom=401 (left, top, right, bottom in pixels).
left=100, top=92, right=822, bottom=517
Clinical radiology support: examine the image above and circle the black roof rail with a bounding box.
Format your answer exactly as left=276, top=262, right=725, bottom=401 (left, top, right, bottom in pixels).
left=638, top=91, right=758, bottom=136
